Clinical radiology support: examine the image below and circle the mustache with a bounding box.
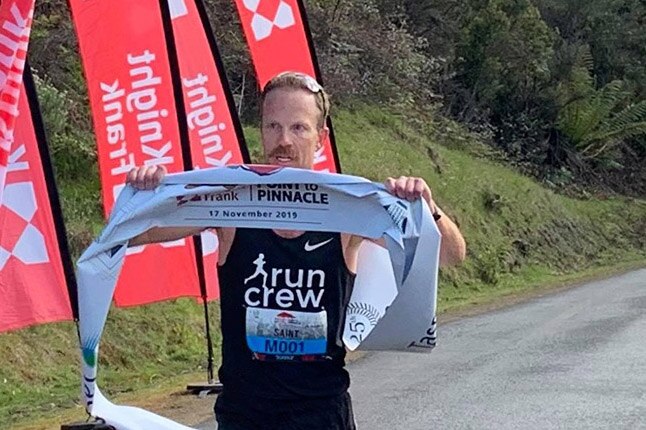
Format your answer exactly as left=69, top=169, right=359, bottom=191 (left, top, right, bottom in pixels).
left=268, top=148, right=297, bottom=158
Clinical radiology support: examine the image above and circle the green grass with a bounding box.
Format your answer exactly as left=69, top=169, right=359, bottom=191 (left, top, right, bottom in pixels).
left=332, top=105, right=645, bottom=291
left=0, top=300, right=221, bottom=425
left=1, top=105, right=644, bottom=427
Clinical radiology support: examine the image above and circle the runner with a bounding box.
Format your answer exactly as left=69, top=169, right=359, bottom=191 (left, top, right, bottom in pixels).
left=127, top=72, right=466, bottom=430
left=243, top=253, right=268, bottom=287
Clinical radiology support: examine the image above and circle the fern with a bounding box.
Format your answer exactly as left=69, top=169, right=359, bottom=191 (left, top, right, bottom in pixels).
left=557, top=78, right=646, bottom=159
left=603, top=100, right=646, bottom=132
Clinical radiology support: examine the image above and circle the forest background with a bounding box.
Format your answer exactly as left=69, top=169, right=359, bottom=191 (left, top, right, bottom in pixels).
left=33, top=0, right=646, bottom=198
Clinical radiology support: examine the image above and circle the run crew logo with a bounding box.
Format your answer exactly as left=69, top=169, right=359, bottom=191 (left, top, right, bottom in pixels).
left=243, top=252, right=326, bottom=309
left=0, top=146, right=49, bottom=270
left=243, top=0, right=296, bottom=41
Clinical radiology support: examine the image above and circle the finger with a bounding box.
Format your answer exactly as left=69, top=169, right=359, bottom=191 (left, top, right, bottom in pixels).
left=385, top=177, right=396, bottom=193
left=143, top=166, right=158, bottom=190
left=390, top=178, right=406, bottom=199
left=152, top=166, right=166, bottom=187
left=126, top=168, right=137, bottom=186
left=405, top=178, right=417, bottom=200
left=135, top=166, right=148, bottom=189
left=422, top=183, right=433, bottom=206
left=396, top=176, right=408, bottom=200
left=413, top=178, right=426, bottom=200
left=395, top=176, right=408, bottom=199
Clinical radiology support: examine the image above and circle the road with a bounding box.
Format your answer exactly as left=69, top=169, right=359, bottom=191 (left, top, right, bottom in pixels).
left=199, top=269, right=646, bottom=429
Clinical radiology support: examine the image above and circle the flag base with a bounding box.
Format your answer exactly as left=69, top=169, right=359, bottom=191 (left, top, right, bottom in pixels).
left=61, top=422, right=114, bottom=430
left=186, top=381, right=223, bottom=395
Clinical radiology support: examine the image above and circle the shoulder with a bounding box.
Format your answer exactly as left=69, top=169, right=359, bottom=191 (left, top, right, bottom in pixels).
left=216, top=227, right=237, bottom=265
left=217, top=227, right=236, bottom=243
left=342, top=234, right=384, bottom=252
left=341, top=233, right=364, bottom=274
left=342, top=233, right=363, bottom=251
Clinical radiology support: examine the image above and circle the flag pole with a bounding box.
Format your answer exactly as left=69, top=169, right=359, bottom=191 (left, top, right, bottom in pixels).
left=24, top=56, right=114, bottom=430
left=158, top=0, right=223, bottom=395
left=295, top=0, right=341, bottom=172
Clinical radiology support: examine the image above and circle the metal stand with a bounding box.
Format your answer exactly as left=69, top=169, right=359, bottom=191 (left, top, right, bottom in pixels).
left=186, top=380, right=223, bottom=395
left=185, top=236, right=223, bottom=396
left=157, top=0, right=227, bottom=397
left=61, top=422, right=115, bottom=430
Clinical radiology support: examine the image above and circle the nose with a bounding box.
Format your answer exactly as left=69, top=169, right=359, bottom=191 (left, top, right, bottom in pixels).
left=277, top=129, right=292, bottom=147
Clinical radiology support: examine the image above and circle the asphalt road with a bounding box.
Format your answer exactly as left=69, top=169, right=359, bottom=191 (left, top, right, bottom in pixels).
left=199, top=269, right=646, bottom=429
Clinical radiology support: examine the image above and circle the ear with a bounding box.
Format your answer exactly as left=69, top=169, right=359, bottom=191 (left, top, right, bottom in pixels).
left=317, top=126, right=329, bottom=151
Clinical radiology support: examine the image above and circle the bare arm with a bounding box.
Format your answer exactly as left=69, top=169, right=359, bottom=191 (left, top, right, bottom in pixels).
left=385, top=176, right=466, bottom=267
left=129, top=226, right=206, bottom=247
left=124, top=165, right=209, bottom=246
left=431, top=205, right=466, bottom=267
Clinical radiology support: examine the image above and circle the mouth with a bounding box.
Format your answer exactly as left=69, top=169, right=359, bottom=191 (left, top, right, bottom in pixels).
left=271, top=155, right=297, bottom=165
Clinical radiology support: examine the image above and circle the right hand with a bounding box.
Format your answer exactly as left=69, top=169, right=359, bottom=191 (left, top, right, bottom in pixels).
left=126, top=165, right=167, bottom=190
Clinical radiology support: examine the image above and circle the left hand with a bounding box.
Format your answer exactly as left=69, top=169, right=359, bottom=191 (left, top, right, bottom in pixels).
left=385, top=176, right=435, bottom=209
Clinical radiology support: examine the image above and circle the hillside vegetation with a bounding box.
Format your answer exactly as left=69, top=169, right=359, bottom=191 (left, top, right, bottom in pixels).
left=31, top=0, right=646, bottom=195
left=1, top=106, right=644, bottom=428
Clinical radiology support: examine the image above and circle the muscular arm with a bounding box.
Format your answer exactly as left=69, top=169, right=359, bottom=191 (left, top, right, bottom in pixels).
left=122, top=166, right=239, bottom=254
left=344, top=213, right=464, bottom=272
left=382, top=176, right=466, bottom=267
left=432, top=205, right=467, bottom=267
left=129, top=227, right=206, bottom=247
left=124, top=166, right=208, bottom=247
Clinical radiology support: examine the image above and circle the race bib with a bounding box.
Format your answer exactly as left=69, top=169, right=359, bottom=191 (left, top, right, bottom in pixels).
left=245, top=307, right=328, bottom=359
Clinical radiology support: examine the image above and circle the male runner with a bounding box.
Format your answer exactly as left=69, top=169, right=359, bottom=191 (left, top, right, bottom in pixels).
left=128, top=72, right=466, bottom=429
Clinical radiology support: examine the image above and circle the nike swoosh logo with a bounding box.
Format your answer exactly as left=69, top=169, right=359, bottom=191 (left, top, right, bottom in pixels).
left=304, top=238, right=333, bottom=252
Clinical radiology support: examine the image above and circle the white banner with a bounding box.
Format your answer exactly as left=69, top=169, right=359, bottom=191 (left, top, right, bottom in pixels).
left=76, top=165, right=440, bottom=428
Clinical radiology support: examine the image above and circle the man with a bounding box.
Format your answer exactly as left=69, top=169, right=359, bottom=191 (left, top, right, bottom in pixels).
left=128, top=72, right=466, bottom=429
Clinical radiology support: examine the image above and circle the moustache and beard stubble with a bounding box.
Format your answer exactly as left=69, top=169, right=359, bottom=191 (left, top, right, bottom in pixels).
left=268, top=147, right=298, bottom=160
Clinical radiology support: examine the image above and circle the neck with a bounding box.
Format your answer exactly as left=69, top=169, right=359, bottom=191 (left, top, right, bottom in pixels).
left=273, top=229, right=305, bottom=239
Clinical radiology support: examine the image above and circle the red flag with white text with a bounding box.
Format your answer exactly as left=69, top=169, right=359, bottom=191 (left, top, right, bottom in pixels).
left=232, top=0, right=340, bottom=172
left=0, top=0, right=35, bottom=205
left=167, top=0, right=250, bottom=299
left=68, top=0, right=201, bottom=306
left=0, top=75, right=74, bottom=332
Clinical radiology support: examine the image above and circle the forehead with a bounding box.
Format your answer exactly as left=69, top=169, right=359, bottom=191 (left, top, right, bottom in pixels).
left=262, top=88, right=319, bottom=123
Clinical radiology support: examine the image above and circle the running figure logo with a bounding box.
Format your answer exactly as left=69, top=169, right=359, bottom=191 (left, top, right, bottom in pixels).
left=244, top=253, right=268, bottom=288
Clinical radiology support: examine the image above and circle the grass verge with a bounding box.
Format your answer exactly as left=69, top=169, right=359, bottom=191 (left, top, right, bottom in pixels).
left=1, top=105, right=644, bottom=428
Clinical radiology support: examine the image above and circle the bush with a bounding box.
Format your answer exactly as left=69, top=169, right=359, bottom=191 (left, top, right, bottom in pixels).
left=308, top=0, right=441, bottom=108
left=32, top=73, right=96, bottom=181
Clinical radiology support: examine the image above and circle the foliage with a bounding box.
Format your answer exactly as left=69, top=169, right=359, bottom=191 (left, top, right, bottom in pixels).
left=453, top=0, right=555, bottom=114
left=387, top=0, right=646, bottom=192
left=535, top=0, right=646, bottom=96
left=32, top=73, right=96, bottom=181
left=308, top=0, right=441, bottom=108
left=557, top=79, right=646, bottom=159
left=26, top=0, right=646, bottom=193
left=202, top=0, right=259, bottom=122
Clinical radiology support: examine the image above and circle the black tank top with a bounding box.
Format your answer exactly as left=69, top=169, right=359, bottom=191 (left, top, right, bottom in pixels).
left=217, top=228, right=356, bottom=400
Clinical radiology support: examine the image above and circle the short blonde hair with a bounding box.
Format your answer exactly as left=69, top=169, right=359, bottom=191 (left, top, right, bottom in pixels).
left=261, top=72, right=330, bottom=129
